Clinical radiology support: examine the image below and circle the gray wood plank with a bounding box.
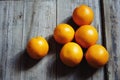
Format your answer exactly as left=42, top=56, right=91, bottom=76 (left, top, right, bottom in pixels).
left=1, top=0, right=115, bottom=80
left=56, top=0, right=104, bottom=80
left=0, top=1, right=27, bottom=80
left=21, top=0, right=56, bottom=80
left=103, top=0, right=120, bottom=80
left=0, top=0, right=56, bottom=80
left=0, top=1, right=9, bottom=80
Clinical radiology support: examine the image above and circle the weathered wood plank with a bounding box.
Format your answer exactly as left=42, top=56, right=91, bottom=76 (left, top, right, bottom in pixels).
left=21, top=0, right=56, bottom=80
left=103, top=0, right=120, bottom=80
left=56, top=0, right=104, bottom=80
left=0, top=1, right=27, bottom=80
left=1, top=0, right=116, bottom=80
left=0, top=1, right=9, bottom=80
left=0, top=0, right=56, bottom=80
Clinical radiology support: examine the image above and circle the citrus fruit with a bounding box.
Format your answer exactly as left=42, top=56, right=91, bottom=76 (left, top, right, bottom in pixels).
left=85, top=44, right=109, bottom=68
left=54, top=23, right=75, bottom=44
left=60, top=42, right=83, bottom=67
left=26, top=36, right=49, bottom=59
left=72, top=4, right=94, bottom=26
left=75, top=25, right=98, bottom=48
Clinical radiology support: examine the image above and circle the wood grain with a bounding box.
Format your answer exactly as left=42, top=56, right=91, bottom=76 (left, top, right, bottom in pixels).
left=0, top=0, right=56, bottom=80
left=0, top=0, right=119, bottom=80
left=56, top=0, right=104, bottom=80
left=103, top=0, right=120, bottom=80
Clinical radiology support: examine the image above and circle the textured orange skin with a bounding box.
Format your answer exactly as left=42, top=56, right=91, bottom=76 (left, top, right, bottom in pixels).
left=60, top=42, right=83, bottom=67
left=72, top=4, right=94, bottom=26
left=75, top=25, right=98, bottom=48
left=27, top=36, right=49, bottom=60
left=54, top=24, right=75, bottom=44
left=85, top=44, right=109, bottom=68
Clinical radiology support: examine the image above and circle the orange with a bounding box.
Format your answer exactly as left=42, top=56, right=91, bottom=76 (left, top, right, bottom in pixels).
left=26, top=36, right=49, bottom=59
left=53, top=23, right=75, bottom=44
left=75, top=25, right=98, bottom=48
left=60, top=42, right=83, bottom=67
left=72, top=4, right=94, bottom=26
left=85, top=44, right=109, bottom=68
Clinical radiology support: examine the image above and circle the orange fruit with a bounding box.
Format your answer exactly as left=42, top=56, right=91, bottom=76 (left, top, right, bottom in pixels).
left=54, top=23, right=75, bottom=44
left=26, top=36, right=49, bottom=59
left=85, top=44, right=109, bottom=68
left=75, top=25, right=98, bottom=48
left=72, top=4, right=94, bottom=26
left=60, top=42, right=83, bottom=67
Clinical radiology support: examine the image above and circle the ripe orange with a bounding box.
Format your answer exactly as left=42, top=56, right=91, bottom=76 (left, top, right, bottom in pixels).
left=60, top=42, right=83, bottom=67
left=85, top=44, right=109, bottom=68
left=53, top=23, right=75, bottom=44
left=72, top=4, right=94, bottom=26
left=75, top=25, right=98, bottom=48
left=26, top=36, right=49, bottom=59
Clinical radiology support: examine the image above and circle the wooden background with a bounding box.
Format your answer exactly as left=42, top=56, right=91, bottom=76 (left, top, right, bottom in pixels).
left=0, top=0, right=120, bottom=80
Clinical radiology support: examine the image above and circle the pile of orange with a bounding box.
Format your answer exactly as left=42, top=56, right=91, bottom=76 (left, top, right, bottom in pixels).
left=26, top=4, right=109, bottom=68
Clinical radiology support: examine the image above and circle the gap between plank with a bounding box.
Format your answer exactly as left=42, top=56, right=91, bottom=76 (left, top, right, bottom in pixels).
left=100, top=0, right=108, bottom=80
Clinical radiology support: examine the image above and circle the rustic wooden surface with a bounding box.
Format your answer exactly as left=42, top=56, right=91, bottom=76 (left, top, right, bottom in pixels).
left=0, top=0, right=120, bottom=80
left=103, top=0, right=120, bottom=80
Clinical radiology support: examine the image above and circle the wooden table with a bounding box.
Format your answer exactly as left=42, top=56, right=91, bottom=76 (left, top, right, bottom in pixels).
left=0, top=0, right=120, bottom=80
